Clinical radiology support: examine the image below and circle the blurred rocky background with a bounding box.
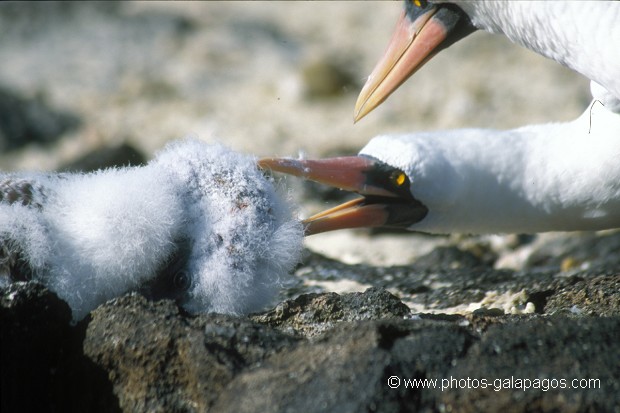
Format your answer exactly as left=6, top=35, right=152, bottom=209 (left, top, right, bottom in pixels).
left=1, top=2, right=617, bottom=412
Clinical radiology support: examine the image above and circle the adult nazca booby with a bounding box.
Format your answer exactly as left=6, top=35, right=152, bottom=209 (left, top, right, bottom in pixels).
left=259, top=1, right=620, bottom=235
left=260, top=102, right=620, bottom=235
left=355, top=0, right=620, bottom=120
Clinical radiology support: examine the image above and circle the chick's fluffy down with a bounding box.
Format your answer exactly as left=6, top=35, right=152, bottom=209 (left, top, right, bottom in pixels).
left=1, top=139, right=304, bottom=320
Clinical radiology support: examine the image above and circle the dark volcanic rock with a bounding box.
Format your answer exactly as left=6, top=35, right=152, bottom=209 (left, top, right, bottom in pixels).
left=293, top=232, right=620, bottom=315
left=544, top=274, right=620, bottom=316
left=292, top=250, right=541, bottom=312
left=252, top=287, right=410, bottom=337
left=1, top=282, right=71, bottom=411
left=2, top=233, right=619, bottom=413
left=525, top=231, right=620, bottom=271
left=215, top=314, right=620, bottom=413
left=83, top=294, right=299, bottom=413
left=411, top=245, right=490, bottom=270
left=212, top=318, right=474, bottom=413
left=59, top=143, right=147, bottom=172
left=3, top=279, right=620, bottom=413
left=0, top=282, right=119, bottom=413
left=441, top=316, right=620, bottom=413
left=0, top=86, right=80, bottom=151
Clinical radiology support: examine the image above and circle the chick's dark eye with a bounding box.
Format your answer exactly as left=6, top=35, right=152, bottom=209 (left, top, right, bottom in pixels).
left=173, top=270, right=191, bottom=291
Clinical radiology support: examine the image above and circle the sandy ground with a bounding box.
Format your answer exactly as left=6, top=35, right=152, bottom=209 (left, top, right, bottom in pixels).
left=0, top=2, right=594, bottom=267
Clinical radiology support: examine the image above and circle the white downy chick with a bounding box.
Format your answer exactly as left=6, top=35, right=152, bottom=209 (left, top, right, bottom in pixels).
left=0, top=139, right=304, bottom=320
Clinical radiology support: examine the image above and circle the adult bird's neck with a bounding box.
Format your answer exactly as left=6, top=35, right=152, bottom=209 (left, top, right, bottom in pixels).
left=362, top=102, right=620, bottom=234
left=458, top=1, right=620, bottom=102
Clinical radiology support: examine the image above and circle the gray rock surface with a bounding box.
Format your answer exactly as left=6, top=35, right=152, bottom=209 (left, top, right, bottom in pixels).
left=0, top=86, right=79, bottom=151
left=84, top=294, right=300, bottom=412
left=0, top=282, right=119, bottom=413
left=3, top=274, right=619, bottom=412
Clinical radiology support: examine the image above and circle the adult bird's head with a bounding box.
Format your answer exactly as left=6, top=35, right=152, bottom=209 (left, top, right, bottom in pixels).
left=354, top=0, right=475, bottom=122
left=258, top=154, right=428, bottom=236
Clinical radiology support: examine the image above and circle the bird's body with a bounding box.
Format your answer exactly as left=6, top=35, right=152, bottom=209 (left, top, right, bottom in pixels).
left=1, top=139, right=304, bottom=320
left=457, top=1, right=620, bottom=109
left=361, top=102, right=620, bottom=234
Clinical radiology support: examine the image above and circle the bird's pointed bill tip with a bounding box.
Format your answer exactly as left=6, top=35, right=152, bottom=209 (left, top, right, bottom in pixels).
left=354, top=5, right=450, bottom=119
left=353, top=90, right=374, bottom=123
left=302, top=197, right=390, bottom=236
left=257, top=157, right=304, bottom=176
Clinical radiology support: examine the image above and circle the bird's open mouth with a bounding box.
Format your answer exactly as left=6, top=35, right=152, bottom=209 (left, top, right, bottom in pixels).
left=258, top=156, right=427, bottom=236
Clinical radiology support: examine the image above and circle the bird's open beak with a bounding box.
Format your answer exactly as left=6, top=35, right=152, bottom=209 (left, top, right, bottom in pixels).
left=354, top=4, right=472, bottom=122
left=258, top=156, right=427, bottom=236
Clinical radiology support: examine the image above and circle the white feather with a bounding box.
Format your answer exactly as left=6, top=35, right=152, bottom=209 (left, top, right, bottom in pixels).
left=1, top=139, right=304, bottom=320
left=360, top=102, right=620, bottom=234
left=455, top=1, right=620, bottom=108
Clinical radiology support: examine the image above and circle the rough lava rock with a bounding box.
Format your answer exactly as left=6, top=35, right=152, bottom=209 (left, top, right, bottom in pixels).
left=83, top=294, right=299, bottom=412
left=252, top=287, right=410, bottom=337
left=2, top=264, right=619, bottom=412
left=0, top=86, right=80, bottom=151
left=211, top=318, right=475, bottom=413
left=1, top=282, right=119, bottom=413
left=442, top=316, right=620, bottom=413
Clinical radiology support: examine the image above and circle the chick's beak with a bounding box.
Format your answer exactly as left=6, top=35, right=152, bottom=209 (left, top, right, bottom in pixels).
left=258, top=156, right=427, bottom=236
left=354, top=4, right=472, bottom=122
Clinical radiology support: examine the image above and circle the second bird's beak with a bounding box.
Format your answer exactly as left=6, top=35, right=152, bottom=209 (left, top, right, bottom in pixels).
left=258, top=156, right=427, bottom=236
left=354, top=3, right=473, bottom=122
